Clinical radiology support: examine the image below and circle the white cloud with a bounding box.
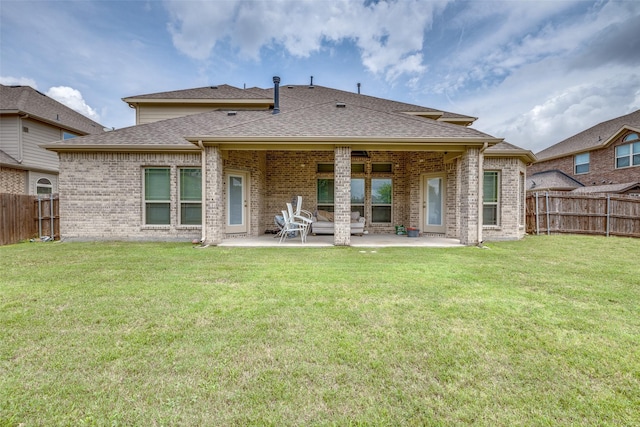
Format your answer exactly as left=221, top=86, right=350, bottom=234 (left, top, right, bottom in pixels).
left=165, top=0, right=448, bottom=82
left=45, top=86, right=100, bottom=122
left=0, top=76, right=38, bottom=88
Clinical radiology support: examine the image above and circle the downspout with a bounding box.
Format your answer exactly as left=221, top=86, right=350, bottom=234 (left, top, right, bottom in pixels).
left=197, top=140, right=207, bottom=245
left=477, top=142, right=488, bottom=246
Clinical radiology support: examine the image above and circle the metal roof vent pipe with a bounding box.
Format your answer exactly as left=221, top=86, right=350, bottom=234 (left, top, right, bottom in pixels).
left=272, top=76, right=280, bottom=115
left=357, top=83, right=361, bottom=94
left=309, top=75, right=314, bottom=88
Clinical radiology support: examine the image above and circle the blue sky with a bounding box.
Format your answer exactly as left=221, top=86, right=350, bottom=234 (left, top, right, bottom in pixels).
left=1, top=0, right=639, bottom=153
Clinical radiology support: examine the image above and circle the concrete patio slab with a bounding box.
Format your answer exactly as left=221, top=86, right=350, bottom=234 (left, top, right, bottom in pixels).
left=218, top=233, right=463, bottom=248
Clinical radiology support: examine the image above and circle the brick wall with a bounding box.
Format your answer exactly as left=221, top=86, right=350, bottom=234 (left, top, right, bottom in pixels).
left=529, top=131, right=640, bottom=186
left=483, top=157, right=527, bottom=241
left=0, top=167, right=26, bottom=194
left=59, top=152, right=201, bottom=241
left=57, top=148, right=527, bottom=243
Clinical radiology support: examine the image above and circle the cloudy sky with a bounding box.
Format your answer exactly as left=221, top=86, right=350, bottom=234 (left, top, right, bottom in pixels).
left=1, top=0, right=639, bottom=153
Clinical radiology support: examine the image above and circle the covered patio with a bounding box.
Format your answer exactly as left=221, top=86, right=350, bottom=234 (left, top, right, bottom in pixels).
left=218, top=233, right=463, bottom=248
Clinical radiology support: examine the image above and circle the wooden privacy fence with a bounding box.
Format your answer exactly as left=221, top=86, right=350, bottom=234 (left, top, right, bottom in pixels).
left=0, top=193, right=59, bottom=245
left=526, top=192, right=640, bottom=238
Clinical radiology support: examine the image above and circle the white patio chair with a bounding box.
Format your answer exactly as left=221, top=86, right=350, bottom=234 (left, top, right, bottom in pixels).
left=294, top=195, right=314, bottom=224
left=279, top=209, right=308, bottom=243
left=287, top=202, right=312, bottom=240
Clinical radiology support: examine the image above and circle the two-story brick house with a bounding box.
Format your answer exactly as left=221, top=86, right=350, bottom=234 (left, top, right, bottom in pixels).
left=43, top=77, right=535, bottom=246
left=0, top=84, right=105, bottom=194
left=528, top=110, right=640, bottom=195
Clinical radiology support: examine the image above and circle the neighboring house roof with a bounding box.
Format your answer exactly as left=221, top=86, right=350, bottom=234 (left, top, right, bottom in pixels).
left=0, top=84, right=105, bottom=135
left=0, top=149, right=21, bottom=167
left=535, top=109, right=640, bottom=161
left=527, top=170, right=584, bottom=191
left=44, top=83, right=511, bottom=153
left=571, top=182, right=640, bottom=195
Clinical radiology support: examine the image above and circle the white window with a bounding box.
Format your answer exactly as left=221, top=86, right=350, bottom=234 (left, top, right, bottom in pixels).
left=36, top=178, right=53, bottom=195
left=574, top=152, right=590, bottom=174
left=615, top=133, right=640, bottom=168
left=483, top=171, right=500, bottom=226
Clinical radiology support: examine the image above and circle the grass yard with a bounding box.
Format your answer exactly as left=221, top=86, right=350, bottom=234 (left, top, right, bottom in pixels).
left=1, top=235, right=639, bottom=426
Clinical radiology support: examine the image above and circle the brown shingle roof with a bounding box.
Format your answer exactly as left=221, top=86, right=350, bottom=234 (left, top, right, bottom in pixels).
left=0, top=84, right=105, bottom=135
left=535, top=109, right=640, bottom=161
left=571, top=182, right=640, bottom=194
left=44, top=83, right=506, bottom=151
left=527, top=170, right=584, bottom=191
left=123, top=84, right=271, bottom=101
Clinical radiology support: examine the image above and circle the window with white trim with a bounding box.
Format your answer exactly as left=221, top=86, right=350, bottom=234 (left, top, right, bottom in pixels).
left=574, top=152, right=590, bottom=174
left=36, top=178, right=52, bottom=195
left=144, top=168, right=170, bottom=225
left=483, top=171, right=500, bottom=226
left=179, top=168, right=202, bottom=225
left=615, top=133, right=640, bottom=168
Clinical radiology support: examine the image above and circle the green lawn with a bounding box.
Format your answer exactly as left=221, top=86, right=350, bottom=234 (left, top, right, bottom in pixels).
left=1, top=235, right=639, bottom=426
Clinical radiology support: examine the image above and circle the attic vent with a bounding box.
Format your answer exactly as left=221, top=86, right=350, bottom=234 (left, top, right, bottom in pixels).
left=287, top=86, right=294, bottom=89
left=336, top=102, right=346, bottom=108
left=23, top=126, right=29, bottom=133
left=227, top=111, right=237, bottom=116
left=210, top=86, right=218, bottom=89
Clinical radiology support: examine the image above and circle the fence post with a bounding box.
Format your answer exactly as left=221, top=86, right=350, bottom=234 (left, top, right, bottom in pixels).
left=535, top=192, right=539, bottom=235
left=38, top=196, right=42, bottom=238
left=606, top=194, right=610, bottom=237
left=545, top=192, right=550, bottom=235
left=50, top=193, right=54, bottom=240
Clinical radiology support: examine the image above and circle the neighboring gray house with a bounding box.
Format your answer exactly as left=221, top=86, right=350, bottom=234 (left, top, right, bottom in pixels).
left=0, top=84, right=105, bottom=194
left=43, top=77, right=536, bottom=246
left=528, top=110, right=640, bottom=195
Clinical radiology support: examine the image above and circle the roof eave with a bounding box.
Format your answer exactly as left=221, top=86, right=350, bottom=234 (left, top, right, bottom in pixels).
left=41, top=143, right=199, bottom=153
left=184, top=136, right=503, bottom=151
left=486, top=149, right=537, bottom=164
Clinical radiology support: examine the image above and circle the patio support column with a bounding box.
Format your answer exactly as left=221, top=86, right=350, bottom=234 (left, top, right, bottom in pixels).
left=334, top=146, right=351, bottom=246
left=204, top=145, right=224, bottom=245
left=459, top=147, right=480, bottom=245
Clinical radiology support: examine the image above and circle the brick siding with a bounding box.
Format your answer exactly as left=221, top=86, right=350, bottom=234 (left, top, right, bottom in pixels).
left=57, top=149, right=527, bottom=244
left=0, top=167, right=26, bottom=194
left=529, top=131, right=640, bottom=186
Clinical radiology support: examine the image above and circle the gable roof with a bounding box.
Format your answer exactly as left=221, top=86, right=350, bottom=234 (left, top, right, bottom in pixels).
left=571, top=182, right=640, bottom=195
left=535, top=109, right=640, bottom=161
left=0, top=84, right=105, bottom=135
left=527, top=170, right=584, bottom=191
left=43, top=83, right=508, bottom=152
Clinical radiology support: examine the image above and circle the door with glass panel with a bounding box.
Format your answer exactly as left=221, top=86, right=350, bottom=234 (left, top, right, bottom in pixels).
left=423, top=175, right=446, bottom=233
left=226, top=172, right=248, bottom=233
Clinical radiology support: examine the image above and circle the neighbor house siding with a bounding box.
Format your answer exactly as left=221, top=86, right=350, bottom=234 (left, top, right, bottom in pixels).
left=19, top=118, right=61, bottom=173
left=58, top=151, right=201, bottom=241
left=1, top=116, right=21, bottom=160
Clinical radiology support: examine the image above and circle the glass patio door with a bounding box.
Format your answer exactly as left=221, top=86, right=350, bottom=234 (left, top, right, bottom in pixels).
left=226, top=172, right=248, bottom=233
left=423, top=176, right=446, bottom=233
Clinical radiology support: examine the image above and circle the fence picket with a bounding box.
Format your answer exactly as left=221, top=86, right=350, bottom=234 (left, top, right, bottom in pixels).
left=526, top=192, right=640, bottom=238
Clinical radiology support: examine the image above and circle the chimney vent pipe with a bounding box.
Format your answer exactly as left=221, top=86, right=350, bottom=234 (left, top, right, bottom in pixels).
left=272, top=76, right=280, bottom=115
left=357, top=83, right=361, bottom=94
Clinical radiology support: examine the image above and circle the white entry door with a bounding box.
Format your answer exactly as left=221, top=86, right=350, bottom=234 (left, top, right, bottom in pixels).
left=226, top=172, right=248, bottom=233
left=423, top=175, right=446, bottom=234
